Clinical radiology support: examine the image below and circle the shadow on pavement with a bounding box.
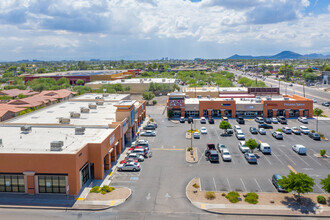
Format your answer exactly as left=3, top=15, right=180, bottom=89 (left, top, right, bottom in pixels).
left=281, top=195, right=317, bottom=214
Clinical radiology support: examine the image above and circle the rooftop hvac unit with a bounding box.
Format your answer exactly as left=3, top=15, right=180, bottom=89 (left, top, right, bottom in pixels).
left=75, top=127, right=85, bottom=135
left=21, top=125, right=32, bottom=133
left=207, top=95, right=210, bottom=99
left=103, top=93, right=109, bottom=97
left=162, top=79, right=166, bottom=82
left=266, top=97, right=272, bottom=101
left=88, top=103, right=97, bottom=109
left=284, top=97, right=289, bottom=101
left=50, top=141, right=64, bottom=151
left=140, top=79, right=143, bottom=83
left=80, top=107, right=90, bottom=113
left=59, top=117, right=70, bottom=124
left=96, top=101, right=104, bottom=105
left=0, top=138, right=2, bottom=147
left=70, top=112, right=80, bottom=118
left=121, top=79, right=125, bottom=82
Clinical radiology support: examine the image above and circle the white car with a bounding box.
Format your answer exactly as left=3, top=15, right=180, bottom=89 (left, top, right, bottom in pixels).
left=299, top=126, right=310, bottom=134
left=271, top=118, right=278, bottom=124
left=118, top=162, right=141, bottom=171
left=140, top=130, right=156, bottom=137
left=292, top=144, right=306, bottom=155
left=313, top=99, right=317, bottom=103
left=193, top=132, right=200, bottom=139
left=239, top=141, right=249, bottom=153
left=126, top=153, right=144, bottom=162
left=221, top=149, right=232, bottom=161
left=201, top=127, right=208, bottom=134
left=236, top=131, right=245, bottom=140
left=298, top=117, right=308, bottom=124
left=200, top=117, right=207, bottom=124
left=234, top=125, right=242, bottom=132
left=258, top=127, right=266, bottom=135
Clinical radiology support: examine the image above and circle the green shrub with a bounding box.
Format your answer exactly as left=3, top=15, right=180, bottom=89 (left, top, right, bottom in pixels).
left=318, top=133, right=324, bottom=138
left=225, top=191, right=240, bottom=203
left=101, top=185, right=115, bottom=193
left=205, top=191, right=216, bottom=200
left=149, top=118, right=155, bottom=122
left=222, top=193, right=226, bottom=197
left=317, top=195, right=326, bottom=204
left=192, top=183, right=200, bottom=189
left=101, top=190, right=107, bottom=195
left=152, top=100, right=157, bottom=105
left=311, top=130, right=316, bottom=133
left=90, top=186, right=101, bottom=193
left=187, top=147, right=193, bottom=152
left=245, top=192, right=259, bottom=204
left=320, top=149, right=326, bottom=156
left=276, top=128, right=282, bottom=132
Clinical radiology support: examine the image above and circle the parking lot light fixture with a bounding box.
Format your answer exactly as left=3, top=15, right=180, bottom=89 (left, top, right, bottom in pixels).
left=190, top=121, right=193, bottom=148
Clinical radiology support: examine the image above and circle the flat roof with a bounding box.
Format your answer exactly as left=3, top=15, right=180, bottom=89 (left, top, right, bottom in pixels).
left=24, top=70, right=135, bottom=77
left=73, top=93, right=130, bottom=101
left=7, top=100, right=118, bottom=126
left=0, top=126, right=113, bottom=154
left=86, top=78, right=176, bottom=85
left=183, top=87, right=248, bottom=92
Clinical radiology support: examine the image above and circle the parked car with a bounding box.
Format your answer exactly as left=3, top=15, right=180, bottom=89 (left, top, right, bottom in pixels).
left=200, top=117, right=207, bottom=124
left=188, top=117, right=193, bottom=124
left=179, top=117, right=185, bottom=123
left=131, top=140, right=149, bottom=148
left=143, top=124, right=157, bottom=130
left=222, top=117, right=228, bottom=121
left=118, top=162, right=140, bottom=171
left=226, top=128, right=234, bottom=134
left=298, top=117, right=308, bottom=124
left=257, top=127, right=266, bottom=135
left=217, top=143, right=227, bottom=154
left=234, top=125, right=242, bottom=132
left=322, top=102, right=330, bottom=107
left=221, top=149, right=232, bottom=162
left=193, top=132, right=200, bottom=139
left=255, top=117, right=264, bottom=124
left=120, top=159, right=138, bottom=164
left=272, top=131, right=283, bottom=140
left=236, top=117, right=245, bottom=124
left=292, top=144, right=306, bottom=155
left=309, top=132, right=321, bottom=140
left=272, top=174, right=286, bottom=192
left=239, top=141, right=249, bottom=153
left=313, top=99, right=317, bottom=103
left=249, top=127, right=258, bottom=134
left=258, top=143, right=271, bottom=154
left=282, top=127, right=292, bottom=134
left=126, top=153, right=145, bottom=162
left=299, top=126, right=310, bottom=134
left=140, top=130, right=156, bottom=136
left=244, top=153, right=258, bottom=164
left=208, top=118, right=214, bottom=124
left=236, top=130, right=245, bottom=140
left=289, top=84, right=293, bottom=86
left=207, top=150, right=219, bottom=162
left=258, top=124, right=273, bottom=129
left=271, top=118, right=278, bottom=124
left=265, top=118, right=272, bottom=124
left=277, top=116, right=287, bottom=124
left=201, top=127, right=208, bottom=134
left=205, top=143, right=216, bottom=156
left=148, top=122, right=158, bottom=128
left=291, top=127, right=301, bottom=135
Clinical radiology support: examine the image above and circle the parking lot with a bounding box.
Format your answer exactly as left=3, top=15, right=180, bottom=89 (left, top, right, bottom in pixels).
left=110, top=106, right=330, bottom=216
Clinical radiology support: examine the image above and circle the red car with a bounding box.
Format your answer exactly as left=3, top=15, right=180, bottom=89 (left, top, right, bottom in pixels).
left=120, top=159, right=138, bottom=164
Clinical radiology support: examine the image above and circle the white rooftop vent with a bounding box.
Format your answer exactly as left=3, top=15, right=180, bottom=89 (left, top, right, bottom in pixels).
left=80, top=107, right=90, bottom=113
left=75, top=127, right=85, bottom=135
left=21, top=125, right=32, bottom=134
left=266, top=97, right=272, bottom=101
left=59, top=117, right=70, bottom=124
left=162, top=79, right=166, bottom=82
left=284, top=97, right=289, bottom=101
left=96, top=100, right=104, bottom=105
left=103, top=93, right=109, bottom=97
left=140, top=79, right=143, bottom=83
left=88, top=103, right=97, bottom=109
left=70, top=112, right=80, bottom=118
left=50, top=141, right=64, bottom=151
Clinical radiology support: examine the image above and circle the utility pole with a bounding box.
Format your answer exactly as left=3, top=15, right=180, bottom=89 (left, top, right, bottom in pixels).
left=190, top=122, right=193, bottom=148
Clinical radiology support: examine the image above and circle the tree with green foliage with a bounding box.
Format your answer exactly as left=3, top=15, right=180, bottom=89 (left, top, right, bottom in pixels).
left=72, top=86, right=92, bottom=95
left=77, top=61, right=88, bottom=70
left=313, top=108, right=323, bottom=132
left=245, top=138, right=258, bottom=153
left=142, top=91, right=155, bottom=103
left=219, top=121, right=231, bottom=134
left=17, top=93, right=27, bottom=99
left=303, top=72, right=318, bottom=81
left=320, top=175, right=330, bottom=193
left=20, top=63, right=27, bottom=72
left=37, top=68, right=46, bottom=73
left=0, top=95, right=12, bottom=100
left=124, top=86, right=130, bottom=91
left=279, top=64, right=294, bottom=80
left=278, top=172, right=315, bottom=201
left=238, top=77, right=250, bottom=86
left=76, top=79, right=85, bottom=85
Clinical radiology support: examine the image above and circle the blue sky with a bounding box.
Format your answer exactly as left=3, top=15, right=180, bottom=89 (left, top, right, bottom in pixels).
left=0, top=0, right=329, bottom=61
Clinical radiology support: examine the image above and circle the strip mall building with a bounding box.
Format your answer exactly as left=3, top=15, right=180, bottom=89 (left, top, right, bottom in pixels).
left=0, top=94, right=146, bottom=196
left=168, top=87, right=313, bottom=118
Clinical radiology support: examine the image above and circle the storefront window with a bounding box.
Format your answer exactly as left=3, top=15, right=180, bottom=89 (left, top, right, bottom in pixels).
left=303, top=110, right=309, bottom=117
left=0, top=175, right=25, bottom=193
left=203, top=110, right=208, bottom=116
left=38, top=175, right=66, bottom=194
left=224, top=110, right=232, bottom=117
left=212, top=110, right=220, bottom=117
left=277, top=110, right=285, bottom=116
left=81, top=164, right=90, bottom=185
left=267, top=110, right=273, bottom=118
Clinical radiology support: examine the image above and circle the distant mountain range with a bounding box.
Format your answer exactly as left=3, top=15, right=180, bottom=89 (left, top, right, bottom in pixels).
left=227, top=51, right=330, bottom=60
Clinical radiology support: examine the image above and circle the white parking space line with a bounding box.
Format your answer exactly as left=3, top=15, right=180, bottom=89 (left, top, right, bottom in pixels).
left=277, top=148, right=296, bottom=166
left=271, top=152, right=285, bottom=166
left=290, top=151, right=310, bottom=167
left=240, top=178, right=247, bottom=192
left=268, top=179, right=277, bottom=193
left=316, top=184, right=326, bottom=194
left=227, top=178, right=232, bottom=191
left=262, top=154, right=272, bottom=165
left=197, top=148, right=204, bottom=165
left=213, top=177, right=217, bottom=191
left=309, top=148, right=317, bottom=154
left=254, top=178, right=263, bottom=192
left=307, top=154, right=322, bottom=166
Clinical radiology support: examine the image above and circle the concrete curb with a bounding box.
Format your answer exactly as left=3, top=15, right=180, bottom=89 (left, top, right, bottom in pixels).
left=0, top=187, right=132, bottom=211
left=185, top=177, right=330, bottom=218
left=186, top=147, right=198, bottom=163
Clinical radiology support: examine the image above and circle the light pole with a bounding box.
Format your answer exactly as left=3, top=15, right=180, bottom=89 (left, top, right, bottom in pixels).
left=190, top=121, right=193, bottom=149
